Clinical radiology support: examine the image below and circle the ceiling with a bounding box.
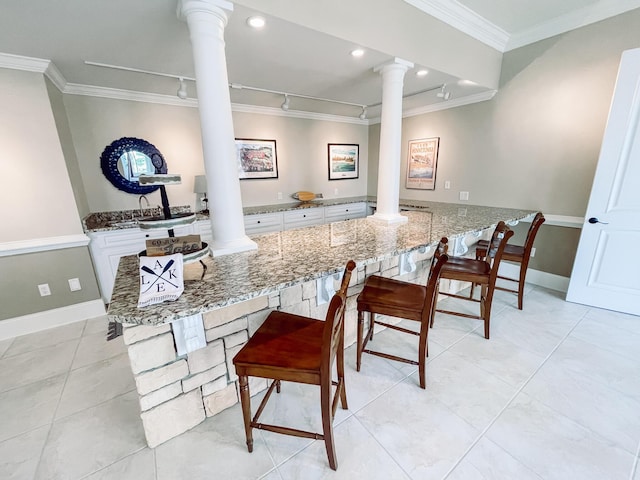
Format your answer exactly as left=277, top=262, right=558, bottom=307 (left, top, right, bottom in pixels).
left=1, top=0, right=638, bottom=120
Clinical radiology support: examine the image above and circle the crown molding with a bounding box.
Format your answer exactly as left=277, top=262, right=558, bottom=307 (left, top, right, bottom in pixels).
left=63, top=83, right=200, bottom=107
left=0, top=52, right=50, bottom=72
left=506, top=0, right=640, bottom=51
left=403, top=89, right=496, bottom=117
left=403, top=0, right=509, bottom=51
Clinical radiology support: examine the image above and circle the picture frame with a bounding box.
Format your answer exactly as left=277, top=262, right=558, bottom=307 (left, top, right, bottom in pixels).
left=328, top=143, right=359, bottom=180
left=406, top=137, right=440, bottom=190
left=236, top=138, right=278, bottom=179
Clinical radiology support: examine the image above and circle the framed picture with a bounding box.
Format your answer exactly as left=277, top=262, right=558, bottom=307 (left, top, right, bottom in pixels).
left=236, top=138, right=278, bottom=179
left=328, top=143, right=359, bottom=180
left=406, top=137, right=440, bottom=190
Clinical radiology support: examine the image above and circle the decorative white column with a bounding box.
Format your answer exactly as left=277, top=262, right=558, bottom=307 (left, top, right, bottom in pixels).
left=178, top=0, right=257, bottom=256
left=369, top=58, right=413, bottom=224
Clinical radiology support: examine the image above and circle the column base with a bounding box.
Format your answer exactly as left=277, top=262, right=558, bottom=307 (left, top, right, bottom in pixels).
left=368, top=212, right=408, bottom=225
left=209, top=236, right=258, bottom=257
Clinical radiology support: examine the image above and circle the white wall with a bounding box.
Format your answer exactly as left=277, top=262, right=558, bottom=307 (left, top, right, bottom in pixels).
left=0, top=68, right=82, bottom=242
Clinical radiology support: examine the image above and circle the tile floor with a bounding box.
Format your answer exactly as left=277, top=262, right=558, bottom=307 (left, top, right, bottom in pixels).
left=1, top=285, right=639, bottom=479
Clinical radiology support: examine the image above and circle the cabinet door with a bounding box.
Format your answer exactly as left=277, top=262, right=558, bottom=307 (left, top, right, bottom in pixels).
left=244, top=212, right=284, bottom=235
left=324, top=202, right=367, bottom=222
left=283, top=208, right=324, bottom=230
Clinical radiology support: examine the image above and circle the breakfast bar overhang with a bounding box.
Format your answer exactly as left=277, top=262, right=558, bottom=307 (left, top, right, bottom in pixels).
left=107, top=201, right=534, bottom=447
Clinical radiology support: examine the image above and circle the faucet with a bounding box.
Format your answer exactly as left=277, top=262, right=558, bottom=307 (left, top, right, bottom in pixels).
left=139, top=195, right=150, bottom=218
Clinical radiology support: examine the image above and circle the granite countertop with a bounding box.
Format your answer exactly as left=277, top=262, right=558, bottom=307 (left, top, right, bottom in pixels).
left=107, top=203, right=535, bottom=325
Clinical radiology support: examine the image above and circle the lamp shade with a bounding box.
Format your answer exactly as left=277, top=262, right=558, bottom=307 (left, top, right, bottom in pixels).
left=194, top=175, right=207, bottom=194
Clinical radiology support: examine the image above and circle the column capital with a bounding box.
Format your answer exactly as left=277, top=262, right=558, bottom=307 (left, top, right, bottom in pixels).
left=177, top=0, right=233, bottom=24
left=373, top=58, right=414, bottom=74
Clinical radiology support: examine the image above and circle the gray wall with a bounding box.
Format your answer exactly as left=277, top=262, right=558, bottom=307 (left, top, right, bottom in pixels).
left=63, top=96, right=369, bottom=214
left=369, top=9, right=640, bottom=276
left=0, top=248, right=100, bottom=321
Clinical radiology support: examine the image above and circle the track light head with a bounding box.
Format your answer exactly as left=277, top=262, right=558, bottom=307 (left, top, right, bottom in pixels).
left=281, top=94, right=290, bottom=111
left=177, top=78, right=188, bottom=99
left=436, top=83, right=451, bottom=101
left=359, top=106, right=367, bottom=120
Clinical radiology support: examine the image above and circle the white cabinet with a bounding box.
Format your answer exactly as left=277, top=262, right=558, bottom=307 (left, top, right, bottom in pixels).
left=324, top=202, right=367, bottom=222
left=243, top=212, right=284, bottom=235
left=283, top=208, right=324, bottom=230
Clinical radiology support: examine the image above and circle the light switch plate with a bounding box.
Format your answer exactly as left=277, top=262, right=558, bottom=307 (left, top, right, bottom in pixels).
left=68, top=278, right=81, bottom=291
left=38, top=283, right=51, bottom=296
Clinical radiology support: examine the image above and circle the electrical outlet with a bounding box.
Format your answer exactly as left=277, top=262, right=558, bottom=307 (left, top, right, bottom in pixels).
left=459, top=191, right=469, bottom=201
left=38, top=283, right=51, bottom=296
left=277, top=192, right=283, bottom=200
left=334, top=188, right=339, bottom=196
left=530, top=247, right=536, bottom=258
left=68, top=278, right=82, bottom=291
left=444, top=180, right=451, bottom=189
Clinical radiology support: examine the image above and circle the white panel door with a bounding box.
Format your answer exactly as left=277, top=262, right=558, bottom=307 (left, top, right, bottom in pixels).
left=566, top=48, right=640, bottom=315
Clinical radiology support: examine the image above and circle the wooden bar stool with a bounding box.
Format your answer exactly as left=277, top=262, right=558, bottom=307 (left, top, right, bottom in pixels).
left=436, top=221, right=513, bottom=339
left=232, top=260, right=355, bottom=471
left=356, top=240, right=449, bottom=389
left=474, top=212, right=545, bottom=309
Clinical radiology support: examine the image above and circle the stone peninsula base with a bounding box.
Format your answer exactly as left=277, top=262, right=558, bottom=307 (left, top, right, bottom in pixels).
left=121, top=249, right=442, bottom=448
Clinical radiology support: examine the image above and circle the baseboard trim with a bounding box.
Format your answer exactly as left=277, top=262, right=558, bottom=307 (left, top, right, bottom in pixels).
left=0, top=300, right=106, bottom=341
left=500, top=263, right=569, bottom=293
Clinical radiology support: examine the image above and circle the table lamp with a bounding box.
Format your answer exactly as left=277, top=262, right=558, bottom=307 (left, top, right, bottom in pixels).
left=194, top=175, right=209, bottom=214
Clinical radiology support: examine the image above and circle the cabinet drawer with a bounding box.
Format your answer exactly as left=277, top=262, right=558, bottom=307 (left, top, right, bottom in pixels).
left=324, top=202, right=367, bottom=222
left=283, top=208, right=324, bottom=229
left=244, top=212, right=283, bottom=234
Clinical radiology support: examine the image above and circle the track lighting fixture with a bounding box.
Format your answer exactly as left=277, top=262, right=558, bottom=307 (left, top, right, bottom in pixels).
left=359, top=106, right=367, bottom=120
left=176, top=77, right=188, bottom=99
left=281, top=94, right=290, bottom=111
left=437, top=83, right=451, bottom=101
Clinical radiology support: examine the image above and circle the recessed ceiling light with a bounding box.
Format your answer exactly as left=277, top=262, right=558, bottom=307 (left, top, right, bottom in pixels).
left=416, top=69, right=429, bottom=77
left=350, top=48, right=364, bottom=58
left=247, top=16, right=265, bottom=28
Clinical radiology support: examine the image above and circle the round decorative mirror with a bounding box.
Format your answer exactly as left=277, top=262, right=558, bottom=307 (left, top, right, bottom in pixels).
left=100, top=137, right=167, bottom=194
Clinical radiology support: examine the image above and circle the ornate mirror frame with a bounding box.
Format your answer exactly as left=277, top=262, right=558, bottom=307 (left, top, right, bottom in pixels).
left=100, top=137, right=167, bottom=194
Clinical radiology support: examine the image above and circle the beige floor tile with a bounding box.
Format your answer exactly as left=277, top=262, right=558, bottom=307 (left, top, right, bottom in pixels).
left=71, top=331, right=127, bottom=369
left=487, top=393, right=634, bottom=480
left=277, top=416, right=411, bottom=479
left=448, top=437, right=543, bottom=479
left=56, top=352, right=136, bottom=419
left=0, top=425, right=50, bottom=480
left=83, top=448, right=156, bottom=480
left=356, top=379, right=480, bottom=480
left=448, top=333, right=546, bottom=388
left=4, top=321, right=85, bottom=357
left=0, top=340, right=77, bottom=393
left=422, top=350, right=517, bottom=430
left=34, top=391, right=147, bottom=480
left=0, top=373, right=65, bottom=442
left=83, top=315, right=110, bottom=336
left=0, top=337, right=14, bottom=358
left=155, top=404, right=275, bottom=480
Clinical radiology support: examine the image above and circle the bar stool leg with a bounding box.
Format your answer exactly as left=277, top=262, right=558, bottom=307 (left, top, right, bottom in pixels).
left=238, top=375, right=254, bottom=452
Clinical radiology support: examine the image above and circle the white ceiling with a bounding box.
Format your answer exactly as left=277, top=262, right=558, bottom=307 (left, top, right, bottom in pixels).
left=1, top=0, right=638, bottom=120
